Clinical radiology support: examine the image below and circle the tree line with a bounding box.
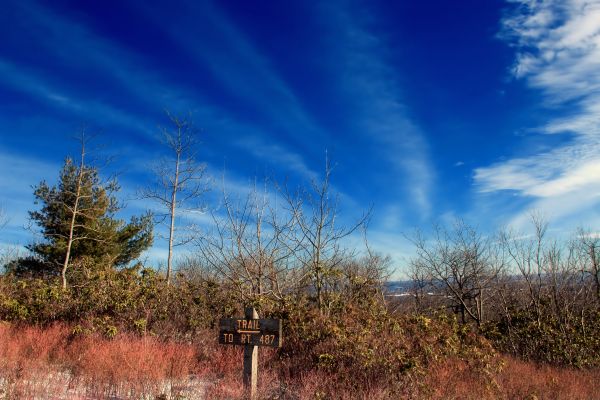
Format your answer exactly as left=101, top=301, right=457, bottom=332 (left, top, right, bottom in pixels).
left=2, top=115, right=380, bottom=316
left=407, top=215, right=600, bottom=366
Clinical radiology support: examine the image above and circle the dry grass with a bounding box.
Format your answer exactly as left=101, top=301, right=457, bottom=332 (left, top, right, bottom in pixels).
left=424, top=356, right=600, bottom=400
left=0, top=322, right=205, bottom=399
left=495, top=356, right=600, bottom=400
left=1, top=323, right=599, bottom=399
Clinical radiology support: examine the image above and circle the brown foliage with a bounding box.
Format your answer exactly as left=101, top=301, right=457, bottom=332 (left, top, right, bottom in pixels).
left=425, top=355, right=600, bottom=400
left=0, top=322, right=202, bottom=398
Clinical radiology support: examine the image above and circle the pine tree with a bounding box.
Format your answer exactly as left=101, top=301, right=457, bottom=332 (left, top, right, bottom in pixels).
left=11, top=139, right=153, bottom=288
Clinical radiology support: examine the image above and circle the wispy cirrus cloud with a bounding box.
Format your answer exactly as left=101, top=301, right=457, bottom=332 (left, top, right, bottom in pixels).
left=138, top=0, right=327, bottom=149
left=2, top=0, right=317, bottom=181
left=475, top=0, right=600, bottom=229
left=1, top=0, right=209, bottom=128
left=233, top=136, right=318, bottom=182
left=0, top=59, right=152, bottom=135
left=319, top=2, right=434, bottom=217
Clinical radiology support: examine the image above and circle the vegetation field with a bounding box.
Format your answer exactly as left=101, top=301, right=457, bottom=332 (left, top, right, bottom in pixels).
left=1, top=322, right=599, bottom=399
left=2, top=135, right=600, bottom=399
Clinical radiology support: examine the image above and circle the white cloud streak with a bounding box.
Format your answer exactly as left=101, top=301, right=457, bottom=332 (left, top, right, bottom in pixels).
left=475, top=0, right=600, bottom=228
left=3, top=0, right=212, bottom=129
left=3, top=0, right=317, bottom=181
left=137, top=0, right=326, bottom=147
left=233, top=136, right=318, bottom=182
left=0, top=59, right=152, bottom=135
left=319, top=2, right=434, bottom=216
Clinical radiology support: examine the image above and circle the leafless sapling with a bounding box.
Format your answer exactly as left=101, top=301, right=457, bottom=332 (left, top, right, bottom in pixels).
left=140, top=113, right=209, bottom=285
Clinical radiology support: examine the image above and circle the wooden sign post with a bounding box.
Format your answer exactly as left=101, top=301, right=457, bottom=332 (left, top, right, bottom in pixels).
left=219, top=307, right=282, bottom=400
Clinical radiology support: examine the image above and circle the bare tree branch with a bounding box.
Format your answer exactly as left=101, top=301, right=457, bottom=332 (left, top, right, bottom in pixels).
left=139, top=112, right=210, bottom=285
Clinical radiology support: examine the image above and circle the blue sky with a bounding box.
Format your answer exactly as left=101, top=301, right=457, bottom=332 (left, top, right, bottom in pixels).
left=1, top=0, right=600, bottom=273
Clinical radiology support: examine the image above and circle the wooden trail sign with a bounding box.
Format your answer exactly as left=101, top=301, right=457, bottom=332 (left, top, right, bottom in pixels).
left=219, top=308, right=282, bottom=400
left=219, top=317, right=282, bottom=347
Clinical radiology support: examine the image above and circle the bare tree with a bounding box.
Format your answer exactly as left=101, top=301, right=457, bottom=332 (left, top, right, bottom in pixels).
left=498, top=214, right=550, bottom=326
left=197, top=157, right=373, bottom=311
left=282, top=158, right=370, bottom=313
left=197, top=179, right=297, bottom=304
left=409, top=220, right=505, bottom=326
left=576, top=228, right=600, bottom=301
left=140, top=113, right=209, bottom=285
left=61, top=136, right=88, bottom=287
left=408, top=257, right=434, bottom=314
left=494, top=216, right=595, bottom=360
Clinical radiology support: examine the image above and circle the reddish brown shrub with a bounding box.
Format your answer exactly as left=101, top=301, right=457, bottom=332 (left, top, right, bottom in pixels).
left=0, top=322, right=205, bottom=398
left=421, top=355, right=600, bottom=400
left=496, top=356, right=600, bottom=400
